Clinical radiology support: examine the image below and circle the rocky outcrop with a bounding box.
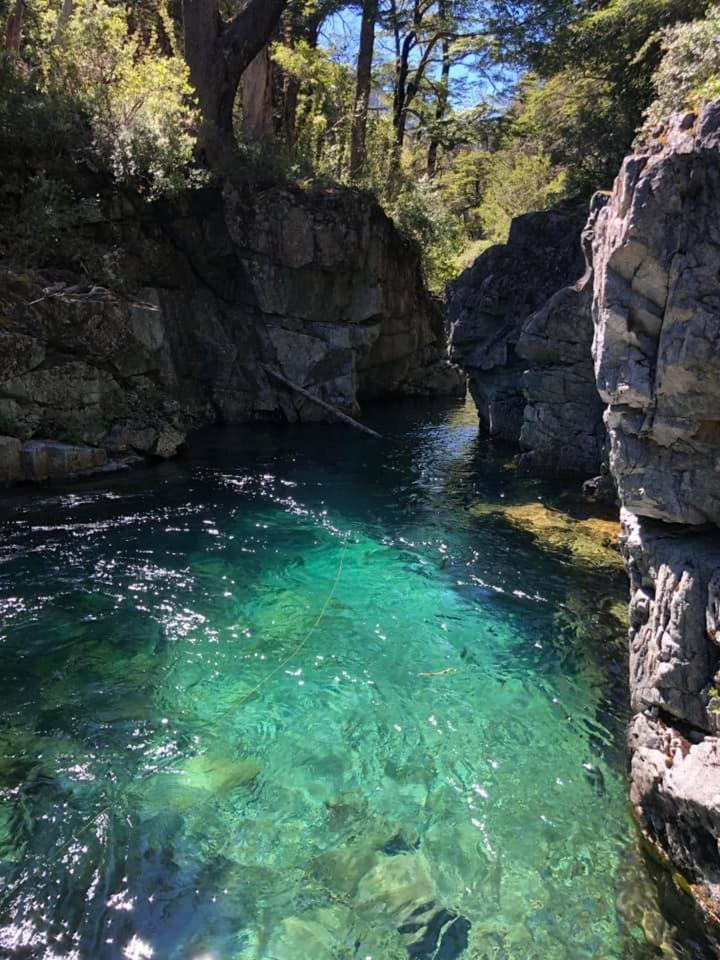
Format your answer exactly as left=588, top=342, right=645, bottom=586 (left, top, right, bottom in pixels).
left=592, top=100, right=720, bottom=917
left=448, top=206, right=587, bottom=444
left=447, top=202, right=608, bottom=477
left=0, top=183, right=463, bottom=485
left=623, top=510, right=720, bottom=913
left=515, top=195, right=608, bottom=476
left=593, top=103, right=720, bottom=526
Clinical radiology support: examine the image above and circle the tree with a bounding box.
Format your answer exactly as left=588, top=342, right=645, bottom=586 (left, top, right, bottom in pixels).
left=181, top=0, right=288, bottom=156
left=3, top=0, right=25, bottom=53
left=426, top=0, right=450, bottom=177
left=274, top=0, right=345, bottom=146
left=349, top=0, right=378, bottom=179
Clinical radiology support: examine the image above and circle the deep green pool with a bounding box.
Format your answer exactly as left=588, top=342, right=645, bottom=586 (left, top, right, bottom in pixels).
left=0, top=400, right=707, bottom=959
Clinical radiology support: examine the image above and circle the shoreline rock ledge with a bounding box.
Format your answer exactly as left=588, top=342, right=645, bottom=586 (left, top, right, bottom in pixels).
left=592, top=99, right=720, bottom=920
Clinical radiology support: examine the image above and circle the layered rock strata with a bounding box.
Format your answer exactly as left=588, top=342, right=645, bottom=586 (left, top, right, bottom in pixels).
left=0, top=183, right=463, bottom=485
left=592, top=101, right=720, bottom=915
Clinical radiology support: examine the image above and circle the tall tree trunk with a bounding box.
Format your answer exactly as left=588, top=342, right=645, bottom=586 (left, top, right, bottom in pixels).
left=389, top=26, right=413, bottom=185
left=427, top=29, right=450, bottom=179
left=279, top=14, right=300, bottom=147
left=239, top=46, right=273, bottom=140
left=53, top=0, right=73, bottom=42
left=349, top=0, right=377, bottom=181
left=3, top=0, right=25, bottom=53
left=182, top=0, right=287, bottom=160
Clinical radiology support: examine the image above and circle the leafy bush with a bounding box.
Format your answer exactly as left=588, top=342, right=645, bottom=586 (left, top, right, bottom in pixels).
left=271, top=39, right=355, bottom=183
left=509, top=71, right=635, bottom=193
left=473, top=146, right=567, bottom=244
left=390, top=178, right=467, bottom=295
left=44, top=1, right=202, bottom=197
left=0, top=0, right=202, bottom=199
left=644, top=4, right=720, bottom=128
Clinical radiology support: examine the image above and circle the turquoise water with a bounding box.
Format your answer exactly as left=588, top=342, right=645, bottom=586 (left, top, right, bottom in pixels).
left=0, top=400, right=707, bottom=959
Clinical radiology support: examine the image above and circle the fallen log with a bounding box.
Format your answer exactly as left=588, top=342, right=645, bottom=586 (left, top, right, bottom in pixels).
left=264, top=366, right=382, bottom=439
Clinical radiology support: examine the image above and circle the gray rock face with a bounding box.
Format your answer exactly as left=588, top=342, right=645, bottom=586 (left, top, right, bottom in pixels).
left=593, top=101, right=720, bottom=916
left=448, top=205, right=587, bottom=445
left=516, top=195, right=609, bottom=476
left=592, top=102, right=720, bottom=526
left=0, top=183, right=463, bottom=486
left=622, top=510, right=720, bottom=733
left=628, top=711, right=720, bottom=904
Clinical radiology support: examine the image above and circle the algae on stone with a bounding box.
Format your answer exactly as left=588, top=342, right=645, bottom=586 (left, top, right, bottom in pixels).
left=472, top=499, right=622, bottom=569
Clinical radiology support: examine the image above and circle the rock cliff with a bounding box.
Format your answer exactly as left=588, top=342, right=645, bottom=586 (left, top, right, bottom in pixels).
left=516, top=194, right=608, bottom=476
left=447, top=206, right=587, bottom=447
left=447, top=203, right=607, bottom=477
left=451, top=98, right=720, bottom=922
left=591, top=100, right=720, bottom=918
left=0, top=182, right=463, bottom=485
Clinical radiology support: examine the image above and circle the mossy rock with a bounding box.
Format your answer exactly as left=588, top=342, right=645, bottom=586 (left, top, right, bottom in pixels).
left=472, top=500, right=622, bottom=570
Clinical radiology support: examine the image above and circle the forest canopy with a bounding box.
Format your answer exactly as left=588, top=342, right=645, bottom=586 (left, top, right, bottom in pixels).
left=2, top=0, right=719, bottom=291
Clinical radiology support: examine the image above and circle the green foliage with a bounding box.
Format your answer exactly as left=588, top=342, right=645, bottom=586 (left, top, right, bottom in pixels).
left=509, top=71, right=634, bottom=193
left=513, top=0, right=714, bottom=193
left=473, top=146, right=567, bottom=243
left=389, top=179, right=467, bottom=294
left=271, top=39, right=356, bottom=181
left=45, top=1, right=202, bottom=197
left=1, top=0, right=202, bottom=199
left=0, top=56, right=86, bottom=178
left=644, top=3, right=720, bottom=127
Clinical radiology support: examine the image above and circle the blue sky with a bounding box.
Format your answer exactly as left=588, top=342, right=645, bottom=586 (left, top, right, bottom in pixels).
left=322, top=9, right=511, bottom=110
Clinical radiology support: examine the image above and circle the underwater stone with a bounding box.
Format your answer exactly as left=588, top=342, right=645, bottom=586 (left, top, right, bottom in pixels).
left=355, top=852, right=436, bottom=920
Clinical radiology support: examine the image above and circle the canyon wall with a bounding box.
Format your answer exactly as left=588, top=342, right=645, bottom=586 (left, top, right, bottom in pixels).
left=447, top=204, right=606, bottom=477
left=0, top=183, right=463, bottom=484
left=451, top=98, right=720, bottom=919
left=592, top=101, right=720, bottom=916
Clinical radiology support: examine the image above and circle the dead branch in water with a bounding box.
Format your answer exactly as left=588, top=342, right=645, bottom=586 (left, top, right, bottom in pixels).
left=264, top=365, right=382, bottom=440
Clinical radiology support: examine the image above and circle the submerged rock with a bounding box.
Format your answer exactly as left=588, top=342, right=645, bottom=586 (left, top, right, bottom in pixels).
left=263, top=905, right=356, bottom=960
left=470, top=499, right=622, bottom=570
left=179, top=753, right=261, bottom=794
left=355, top=851, right=436, bottom=919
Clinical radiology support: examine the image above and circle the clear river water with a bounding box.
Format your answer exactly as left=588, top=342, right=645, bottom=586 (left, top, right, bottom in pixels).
left=0, top=399, right=713, bottom=960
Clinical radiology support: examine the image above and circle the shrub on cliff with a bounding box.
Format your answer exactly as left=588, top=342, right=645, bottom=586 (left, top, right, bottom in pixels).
left=1, top=0, right=202, bottom=199
left=390, top=179, right=466, bottom=295
left=643, top=4, right=720, bottom=128
left=45, top=1, right=201, bottom=197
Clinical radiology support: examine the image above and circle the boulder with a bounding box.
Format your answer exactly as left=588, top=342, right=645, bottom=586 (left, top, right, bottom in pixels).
left=20, top=439, right=107, bottom=482
left=0, top=435, right=21, bottom=485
